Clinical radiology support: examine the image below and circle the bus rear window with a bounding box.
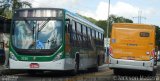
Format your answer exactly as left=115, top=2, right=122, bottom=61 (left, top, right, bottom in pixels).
left=140, top=32, right=149, bottom=37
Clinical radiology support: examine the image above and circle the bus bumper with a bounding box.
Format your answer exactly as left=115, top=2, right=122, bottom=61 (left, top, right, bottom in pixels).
left=108, top=56, right=155, bottom=71
left=9, top=58, right=74, bottom=70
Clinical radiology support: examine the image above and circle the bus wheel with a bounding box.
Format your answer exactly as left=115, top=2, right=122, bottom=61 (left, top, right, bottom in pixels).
left=149, top=69, right=156, bottom=76
left=88, top=66, right=98, bottom=72
left=113, top=69, right=120, bottom=75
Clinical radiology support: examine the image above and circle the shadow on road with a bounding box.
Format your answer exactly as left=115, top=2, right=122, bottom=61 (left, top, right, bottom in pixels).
left=22, top=70, right=99, bottom=78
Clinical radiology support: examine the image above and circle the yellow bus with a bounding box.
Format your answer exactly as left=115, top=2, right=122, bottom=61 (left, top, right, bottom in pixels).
left=109, top=23, right=157, bottom=75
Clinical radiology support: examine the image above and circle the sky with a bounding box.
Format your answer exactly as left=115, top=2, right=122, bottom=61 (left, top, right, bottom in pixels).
left=21, top=0, right=160, bottom=26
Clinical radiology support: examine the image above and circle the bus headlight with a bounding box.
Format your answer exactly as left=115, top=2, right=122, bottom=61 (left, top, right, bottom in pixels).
left=54, top=52, right=63, bottom=61
left=10, top=52, right=18, bottom=61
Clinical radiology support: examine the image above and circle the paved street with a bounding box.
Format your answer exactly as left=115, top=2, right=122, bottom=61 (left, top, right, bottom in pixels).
left=0, top=63, right=160, bottom=81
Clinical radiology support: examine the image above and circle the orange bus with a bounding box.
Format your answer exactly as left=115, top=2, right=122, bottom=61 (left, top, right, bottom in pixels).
left=109, top=23, right=157, bottom=75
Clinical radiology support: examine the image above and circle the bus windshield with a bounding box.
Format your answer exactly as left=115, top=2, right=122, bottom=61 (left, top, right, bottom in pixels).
left=12, top=20, right=62, bottom=50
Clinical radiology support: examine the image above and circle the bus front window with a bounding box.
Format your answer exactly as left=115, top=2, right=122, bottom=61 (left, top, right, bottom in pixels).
left=12, top=20, right=62, bottom=50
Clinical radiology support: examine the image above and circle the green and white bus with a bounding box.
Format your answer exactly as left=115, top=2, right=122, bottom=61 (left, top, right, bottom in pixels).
left=9, top=8, right=104, bottom=74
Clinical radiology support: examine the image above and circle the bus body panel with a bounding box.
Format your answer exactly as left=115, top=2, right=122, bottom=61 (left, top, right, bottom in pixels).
left=109, top=23, right=156, bottom=71
left=109, top=56, right=154, bottom=71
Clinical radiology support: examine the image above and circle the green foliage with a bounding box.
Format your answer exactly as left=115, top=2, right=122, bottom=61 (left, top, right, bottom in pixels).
left=155, top=26, right=160, bottom=48
left=109, top=15, right=133, bottom=23
left=0, top=0, right=32, bottom=19
left=95, top=20, right=107, bottom=36
left=78, top=14, right=97, bottom=24
left=12, top=0, right=32, bottom=10
left=82, top=14, right=133, bottom=37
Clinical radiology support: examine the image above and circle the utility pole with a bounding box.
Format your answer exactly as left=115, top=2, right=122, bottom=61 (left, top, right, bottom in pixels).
left=133, top=10, right=146, bottom=24
left=105, top=0, right=110, bottom=63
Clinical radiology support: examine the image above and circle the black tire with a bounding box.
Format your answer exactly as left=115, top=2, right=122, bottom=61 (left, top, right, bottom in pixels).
left=149, top=69, right=156, bottom=76
left=93, top=66, right=98, bottom=72
left=113, top=69, right=120, bottom=75
left=88, top=66, right=98, bottom=72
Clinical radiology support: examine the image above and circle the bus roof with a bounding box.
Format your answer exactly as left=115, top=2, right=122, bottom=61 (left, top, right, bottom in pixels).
left=14, top=8, right=63, bottom=11
left=64, top=9, right=104, bottom=33
left=113, top=23, right=155, bottom=29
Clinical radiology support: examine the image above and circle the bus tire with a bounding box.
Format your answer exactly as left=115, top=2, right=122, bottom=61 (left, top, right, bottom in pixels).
left=149, top=69, right=156, bottom=76
left=113, top=69, right=119, bottom=75
left=89, top=66, right=98, bottom=72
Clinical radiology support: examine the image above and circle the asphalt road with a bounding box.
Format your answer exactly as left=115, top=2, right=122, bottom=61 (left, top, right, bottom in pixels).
left=1, top=63, right=160, bottom=81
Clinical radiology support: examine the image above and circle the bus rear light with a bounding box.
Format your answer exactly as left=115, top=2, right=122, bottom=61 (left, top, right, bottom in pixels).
left=109, top=47, right=113, bottom=56
left=151, top=49, right=155, bottom=56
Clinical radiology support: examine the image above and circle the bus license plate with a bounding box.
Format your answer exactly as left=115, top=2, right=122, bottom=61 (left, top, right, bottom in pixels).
left=30, top=63, right=39, bottom=68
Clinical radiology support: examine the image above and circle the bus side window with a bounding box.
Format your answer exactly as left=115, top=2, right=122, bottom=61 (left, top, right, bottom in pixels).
left=82, top=25, right=87, bottom=35
left=76, top=22, right=82, bottom=47
left=96, top=31, right=98, bottom=45
left=90, top=28, right=92, bottom=38
left=88, top=28, right=91, bottom=37
left=71, top=21, right=76, bottom=46
left=65, top=18, right=72, bottom=33
left=77, top=22, right=81, bottom=33
left=72, top=21, right=76, bottom=32
left=92, top=29, right=95, bottom=38
left=87, top=28, right=91, bottom=48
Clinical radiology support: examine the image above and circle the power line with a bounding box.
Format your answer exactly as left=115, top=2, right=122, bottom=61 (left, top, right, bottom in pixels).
left=133, top=10, right=146, bottom=24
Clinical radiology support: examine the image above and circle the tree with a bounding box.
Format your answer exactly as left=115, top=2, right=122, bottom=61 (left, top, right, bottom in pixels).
left=108, top=14, right=133, bottom=23
left=12, top=0, right=32, bottom=10
left=107, top=15, right=133, bottom=37
left=81, top=14, right=133, bottom=37
left=78, top=14, right=97, bottom=24
left=0, top=0, right=32, bottom=19
left=155, top=25, right=160, bottom=49
left=96, top=20, right=107, bottom=36
left=0, top=0, right=10, bottom=17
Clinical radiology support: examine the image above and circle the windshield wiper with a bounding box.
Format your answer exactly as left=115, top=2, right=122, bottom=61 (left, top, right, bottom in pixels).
left=38, top=18, right=51, bottom=32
